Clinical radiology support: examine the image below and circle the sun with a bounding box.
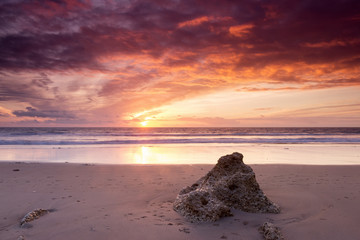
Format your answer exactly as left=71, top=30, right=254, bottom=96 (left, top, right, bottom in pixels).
left=140, top=121, right=148, bottom=127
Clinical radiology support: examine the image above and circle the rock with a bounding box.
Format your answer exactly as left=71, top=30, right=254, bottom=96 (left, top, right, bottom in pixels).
left=258, top=222, right=284, bottom=240
left=20, top=209, right=50, bottom=227
left=173, top=189, right=233, bottom=222
left=173, top=152, right=280, bottom=222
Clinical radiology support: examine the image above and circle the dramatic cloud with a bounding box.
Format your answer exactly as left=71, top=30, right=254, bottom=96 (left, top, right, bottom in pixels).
left=0, top=0, right=359, bottom=126
left=12, top=106, right=75, bottom=119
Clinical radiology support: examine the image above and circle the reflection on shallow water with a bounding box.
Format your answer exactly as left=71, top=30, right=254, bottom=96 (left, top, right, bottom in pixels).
left=134, top=146, right=167, bottom=164
left=135, top=146, right=149, bottom=164
left=133, top=145, right=210, bottom=164
left=0, top=144, right=359, bottom=165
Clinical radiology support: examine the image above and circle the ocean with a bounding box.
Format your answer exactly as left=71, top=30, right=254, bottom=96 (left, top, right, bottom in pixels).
left=1, top=127, right=360, bottom=145
left=0, top=127, right=359, bottom=164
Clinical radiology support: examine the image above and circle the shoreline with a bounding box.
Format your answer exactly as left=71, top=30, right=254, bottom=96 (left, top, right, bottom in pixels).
left=0, top=143, right=359, bottom=165
left=1, top=162, right=360, bottom=239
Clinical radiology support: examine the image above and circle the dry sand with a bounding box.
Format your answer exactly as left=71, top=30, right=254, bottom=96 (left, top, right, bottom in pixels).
left=1, top=162, right=359, bottom=240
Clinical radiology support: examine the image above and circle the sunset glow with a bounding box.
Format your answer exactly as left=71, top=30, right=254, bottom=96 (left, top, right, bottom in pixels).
left=0, top=0, right=359, bottom=127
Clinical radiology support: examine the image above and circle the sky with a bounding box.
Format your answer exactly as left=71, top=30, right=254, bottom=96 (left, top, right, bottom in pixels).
left=0, top=0, right=359, bottom=127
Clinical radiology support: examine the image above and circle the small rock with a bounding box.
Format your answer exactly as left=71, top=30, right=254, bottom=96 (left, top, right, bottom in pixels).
left=17, top=235, right=25, bottom=240
left=258, top=222, right=284, bottom=240
left=20, top=209, right=49, bottom=227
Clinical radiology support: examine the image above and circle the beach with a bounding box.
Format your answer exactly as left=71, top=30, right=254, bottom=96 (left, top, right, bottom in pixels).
left=1, top=162, right=360, bottom=240
left=1, top=0, right=359, bottom=237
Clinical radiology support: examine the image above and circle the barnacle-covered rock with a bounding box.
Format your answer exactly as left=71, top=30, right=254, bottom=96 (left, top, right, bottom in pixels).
left=173, top=152, right=280, bottom=222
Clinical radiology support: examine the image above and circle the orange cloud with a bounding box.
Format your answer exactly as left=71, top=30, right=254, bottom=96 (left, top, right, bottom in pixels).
left=0, top=106, right=14, bottom=117
left=229, top=23, right=254, bottom=37
left=178, top=16, right=211, bottom=28
left=178, top=16, right=232, bottom=28
left=303, top=39, right=360, bottom=48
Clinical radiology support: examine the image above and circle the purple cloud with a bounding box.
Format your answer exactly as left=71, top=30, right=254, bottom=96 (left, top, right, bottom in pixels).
left=0, top=0, right=357, bottom=72
left=12, top=106, right=75, bottom=119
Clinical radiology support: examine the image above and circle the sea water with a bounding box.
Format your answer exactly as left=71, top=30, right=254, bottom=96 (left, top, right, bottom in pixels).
left=0, top=127, right=359, bottom=164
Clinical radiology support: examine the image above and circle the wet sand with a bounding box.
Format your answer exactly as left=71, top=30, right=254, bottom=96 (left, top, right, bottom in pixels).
left=1, top=162, right=360, bottom=240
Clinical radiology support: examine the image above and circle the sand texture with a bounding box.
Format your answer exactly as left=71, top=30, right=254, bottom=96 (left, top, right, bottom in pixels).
left=1, top=162, right=360, bottom=240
